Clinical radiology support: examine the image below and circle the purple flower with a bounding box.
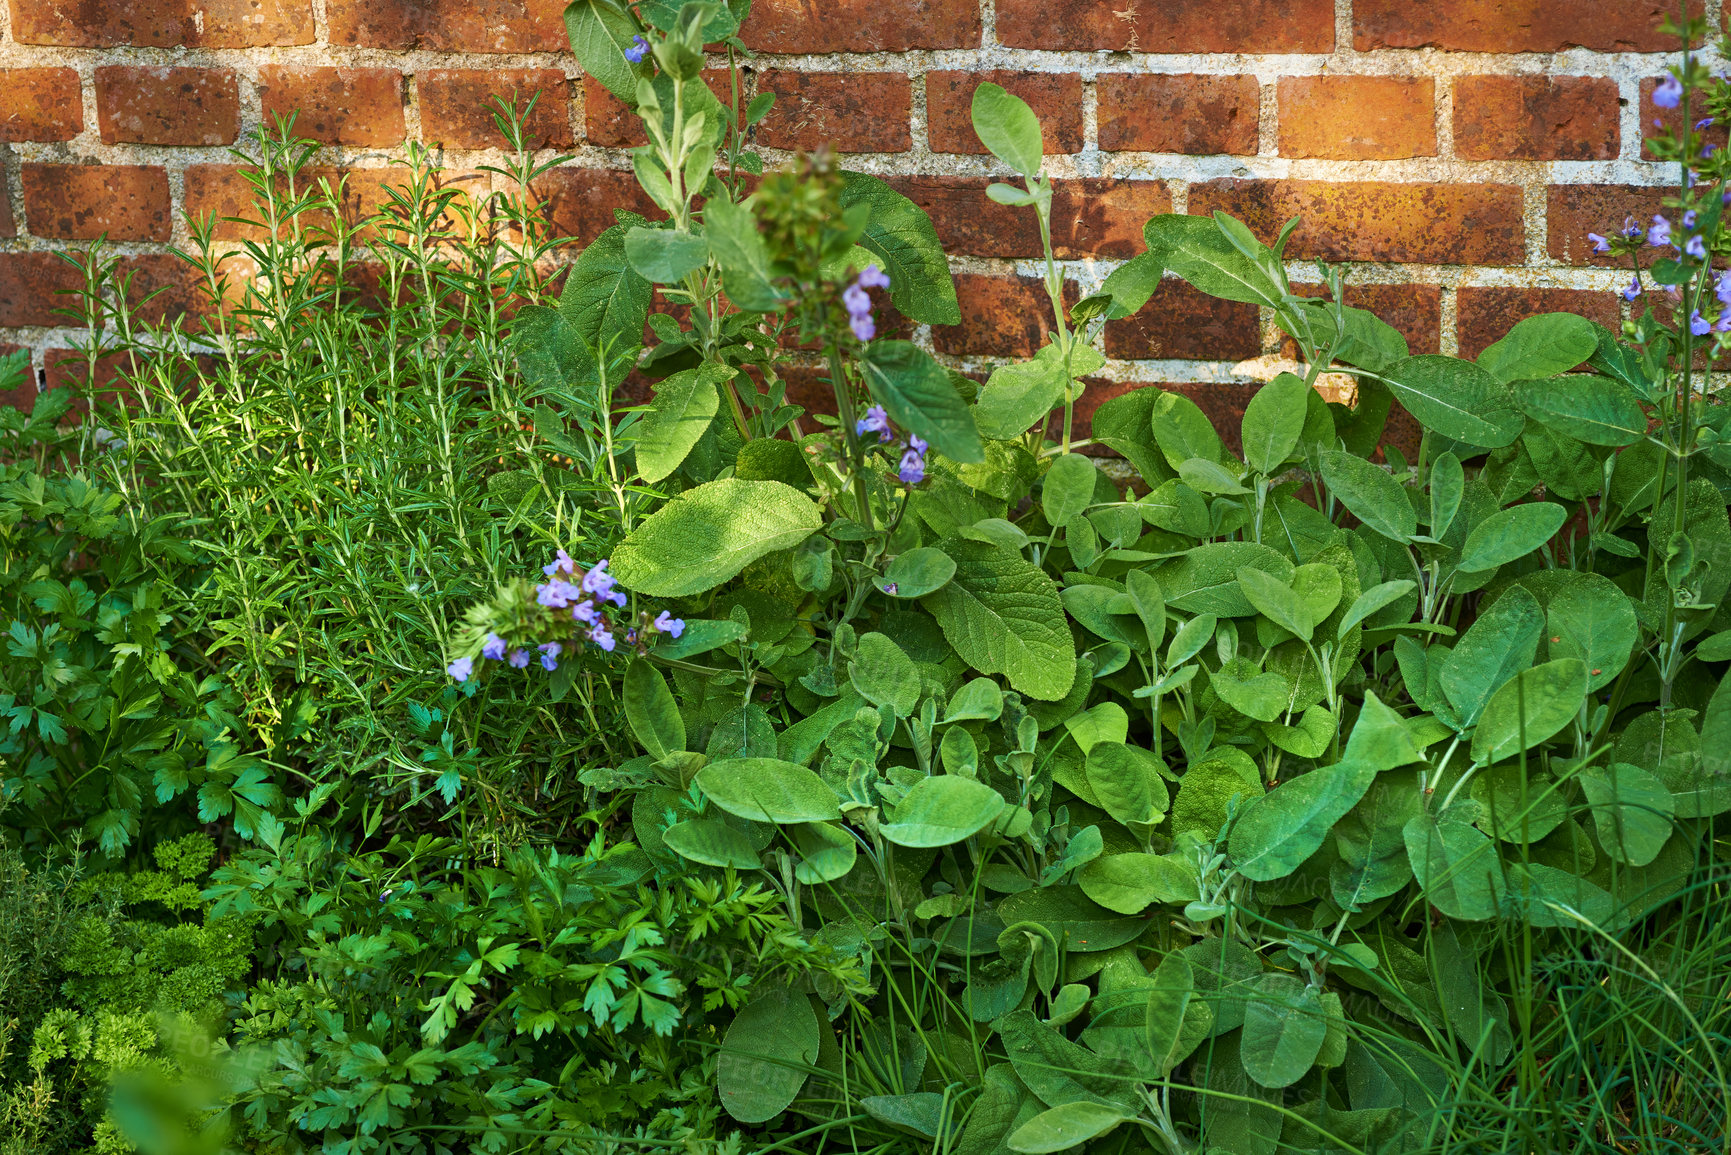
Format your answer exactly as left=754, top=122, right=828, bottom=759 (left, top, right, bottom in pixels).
left=1715, top=272, right=1731, bottom=303
left=1692, top=309, right=1712, bottom=336
left=537, top=578, right=579, bottom=608
left=538, top=642, right=562, bottom=671
left=606, top=589, right=628, bottom=607
left=1715, top=310, right=1731, bottom=333
left=843, top=284, right=872, bottom=316
left=482, top=633, right=506, bottom=661
left=856, top=404, right=893, bottom=441
left=582, top=560, right=616, bottom=597
left=908, top=434, right=928, bottom=456
left=1623, top=215, right=1644, bottom=240
left=1588, top=232, right=1611, bottom=253
left=624, top=34, right=650, bottom=63
left=572, top=600, right=598, bottom=624
left=1688, top=234, right=1709, bottom=259
left=588, top=625, right=616, bottom=652
left=1685, top=210, right=1699, bottom=229
left=1654, top=74, right=1684, bottom=109
left=509, top=648, right=531, bottom=669
left=1623, top=277, right=1643, bottom=302
left=544, top=548, right=576, bottom=577
left=844, top=269, right=881, bottom=342
left=653, top=610, right=685, bottom=638
left=447, top=656, right=474, bottom=683
left=1698, top=117, right=1717, bottom=131
left=850, top=313, right=877, bottom=342
left=882, top=582, right=898, bottom=596
left=857, top=264, right=891, bottom=290
left=1649, top=215, right=1673, bottom=247
left=898, top=448, right=926, bottom=485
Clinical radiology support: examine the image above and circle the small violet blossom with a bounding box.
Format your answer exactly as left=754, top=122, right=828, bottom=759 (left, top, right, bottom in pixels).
left=1685, top=210, right=1699, bottom=229
left=581, top=559, right=615, bottom=596
left=1649, top=215, right=1673, bottom=247
left=844, top=265, right=890, bottom=342
left=624, top=34, right=650, bottom=63
left=536, top=577, right=579, bottom=609
left=1623, top=215, right=1644, bottom=240
left=447, top=656, right=473, bottom=683
left=481, top=633, right=507, bottom=661
left=1715, top=271, right=1731, bottom=304
left=1623, top=277, right=1643, bottom=302
left=1588, top=232, right=1611, bottom=253
left=898, top=433, right=929, bottom=486
left=588, top=625, right=616, bottom=653
left=1715, top=310, right=1731, bottom=333
left=1692, top=310, right=1713, bottom=336
left=1687, top=234, right=1709, bottom=260
left=509, top=648, right=531, bottom=669
left=856, top=404, right=893, bottom=442
left=653, top=611, right=686, bottom=638
left=1654, top=74, right=1684, bottom=109
left=544, top=548, right=576, bottom=577
left=538, top=642, right=562, bottom=672
left=571, top=600, right=599, bottom=625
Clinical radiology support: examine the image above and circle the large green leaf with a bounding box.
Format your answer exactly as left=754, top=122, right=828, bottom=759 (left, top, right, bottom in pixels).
left=705, top=196, right=789, bottom=312
left=1090, top=386, right=1172, bottom=485
left=564, top=0, right=651, bottom=104
left=695, top=757, right=840, bottom=824
left=1150, top=390, right=1224, bottom=468
left=1145, top=951, right=1209, bottom=1076
left=1143, top=214, right=1282, bottom=308
left=1547, top=573, right=1636, bottom=692
left=1240, top=974, right=1326, bottom=1089
left=558, top=222, right=653, bottom=368
left=1008, top=1102, right=1127, bottom=1153
left=1457, top=502, right=1568, bottom=574
left=1242, top=373, right=1310, bottom=475
left=995, top=1009, right=1138, bottom=1110
left=1405, top=808, right=1506, bottom=921
left=881, top=775, right=1006, bottom=847
left=634, top=363, right=729, bottom=483
left=718, top=988, right=820, bottom=1123
left=613, top=479, right=822, bottom=596
left=624, top=658, right=684, bottom=759
left=512, top=305, right=587, bottom=395
left=971, top=82, right=1044, bottom=178
left=1469, top=658, right=1586, bottom=765
left=1331, top=778, right=1420, bottom=910
left=1155, top=542, right=1293, bottom=617
left=860, top=341, right=984, bottom=464
left=1516, top=376, right=1647, bottom=446
left=625, top=225, right=709, bottom=282
left=1689, top=674, right=1731, bottom=817
left=850, top=632, right=921, bottom=717
left=1077, top=852, right=1194, bottom=913
left=1440, top=586, right=1543, bottom=727
left=1283, top=300, right=1410, bottom=372
left=1320, top=450, right=1416, bottom=543
left=974, top=350, right=1067, bottom=440
left=663, top=819, right=762, bottom=869
left=1477, top=313, right=1600, bottom=384
left=1086, top=741, right=1169, bottom=827
left=839, top=171, right=960, bottom=325
left=1378, top=355, right=1524, bottom=448
left=1042, top=453, right=1097, bottom=528
left=1579, top=763, right=1674, bottom=867
left=923, top=540, right=1075, bottom=701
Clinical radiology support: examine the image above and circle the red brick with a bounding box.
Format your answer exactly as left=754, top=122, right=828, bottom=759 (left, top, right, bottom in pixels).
left=326, top=0, right=565, bottom=51
left=933, top=274, right=1070, bottom=359
left=0, top=344, right=37, bottom=413
left=1289, top=283, right=1443, bottom=355
left=1278, top=77, right=1436, bottom=160
left=584, top=77, right=646, bottom=148
left=889, top=176, right=1037, bottom=258
left=925, top=71, right=1084, bottom=156
left=755, top=72, right=911, bottom=153
left=1353, top=0, right=1702, bottom=52
left=1105, top=280, right=1262, bottom=362
left=744, top=0, right=981, bottom=51
left=1098, top=74, right=1259, bottom=155
left=259, top=66, right=405, bottom=147
left=0, top=68, right=83, bottom=142
left=534, top=167, right=664, bottom=245
left=1052, top=179, right=1173, bottom=260
left=1546, top=184, right=1670, bottom=267
left=9, top=0, right=314, bottom=46
left=0, top=253, right=88, bottom=327
left=1457, top=287, right=1620, bottom=360
left=95, top=66, right=239, bottom=146
left=1453, top=75, right=1619, bottom=161
left=1190, top=180, right=1525, bottom=266
left=1640, top=76, right=1728, bottom=161
left=420, top=69, right=573, bottom=150
left=997, top=0, right=1334, bottom=52
left=22, top=164, right=171, bottom=242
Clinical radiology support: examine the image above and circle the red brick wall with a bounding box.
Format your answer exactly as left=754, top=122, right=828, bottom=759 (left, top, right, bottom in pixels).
left=0, top=0, right=1702, bottom=411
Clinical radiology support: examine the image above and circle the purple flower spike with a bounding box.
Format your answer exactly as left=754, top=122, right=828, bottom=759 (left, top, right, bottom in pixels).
left=509, top=648, right=531, bottom=669
left=536, top=578, right=579, bottom=609
left=624, top=34, right=650, bottom=63
left=1622, top=277, right=1643, bottom=302
left=1688, top=234, right=1709, bottom=259
left=653, top=610, right=685, bottom=638
left=843, top=284, right=872, bottom=316
left=1692, top=310, right=1713, bottom=336
left=544, top=548, right=576, bottom=577
left=850, top=313, right=877, bottom=342
left=538, top=641, right=562, bottom=672
left=588, top=625, right=616, bottom=652
left=447, top=656, right=474, bottom=683
left=572, top=600, right=598, bottom=624
left=857, top=264, right=891, bottom=290
left=1649, top=215, right=1673, bottom=247
left=482, top=633, right=507, bottom=661
left=856, top=404, right=891, bottom=440
left=582, top=560, right=616, bottom=597
left=1654, top=74, right=1684, bottom=109
left=1588, top=232, right=1611, bottom=253
left=908, top=434, right=928, bottom=456
left=898, top=448, right=926, bottom=485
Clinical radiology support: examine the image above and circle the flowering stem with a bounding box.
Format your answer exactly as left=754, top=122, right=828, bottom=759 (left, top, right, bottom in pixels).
left=827, top=341, right=874, bottom=530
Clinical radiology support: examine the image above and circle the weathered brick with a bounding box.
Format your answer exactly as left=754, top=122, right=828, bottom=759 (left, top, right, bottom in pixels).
left=326, top=0, right=566, bottom=51
left=1052, top=179, right=1172, bottom=260
left=997, top=0, right=1334, bottom=53
left=1453, top=75, right=1619, bottom=161
left=420, top=69, right=573, bottom=150
left=926, top=71, right=1084, bottom=155
left=888, top=177, right=1037, bottom=258
left=96, top=66, right=239, bottom=146
left=1640, top=76, right=1728, bottom=160
left=1098, top=74, right=1259, bottom=155
left=1105, top=280, right=1262, bottom=361
left=584, top=77, right=646, bottom=148
left=534, top=167, right=664, bottom=245
left=9, top=0, right=314, bottom=47
left=755, top=72, right=910, bottom=153
left=259, top=67, right=406, bottom=147
left=744, top=0, right=980, bottom=52
left=0, top=68, right=83, bottom=142
left=1190, top=180, right=1525, bottom=266
left=1546, top=184, right=1670, bottom=267
left=1353, top=0, right=1702, bottom=52
left=1278, top=77, right=1436, bottom=160
left=0, top=253, right=88, bottom=327
left=22, top=164, right=171, bottom=242
left=1457, top=287, right=1619, bottom=359
left=932, top=274, right=1068, bottom=359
